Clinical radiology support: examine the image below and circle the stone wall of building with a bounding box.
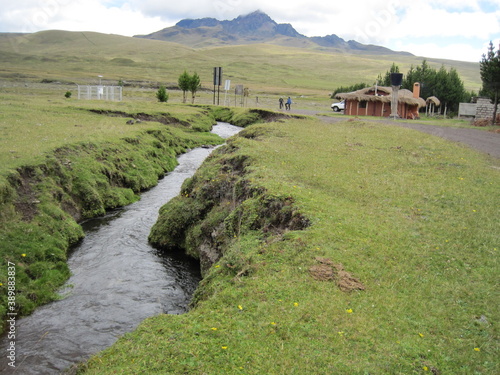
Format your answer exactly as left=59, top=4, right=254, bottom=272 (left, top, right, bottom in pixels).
left=475, top=97, right=495, bottom=119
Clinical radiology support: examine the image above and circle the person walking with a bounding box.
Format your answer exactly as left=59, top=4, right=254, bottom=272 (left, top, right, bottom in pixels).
left=279, top=97, right=284, bottom=109
left=286, top=97, right=292, bottom=110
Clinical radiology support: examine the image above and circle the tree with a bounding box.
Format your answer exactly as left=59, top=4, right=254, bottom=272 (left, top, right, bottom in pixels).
left=188, top=72, right=201, bottom=104
left=156, top=85, right=169, bottom=102
left=400, top=60, right=466, bottom=116
left=178, top=70, right=191, bottom=103
left=377, top=62, right=400, bottom=86
left=480, top=41, right=500, bottom=125
left=403, top=60, right=437, bottom=100
left=443, top=68, right=466, bottom=114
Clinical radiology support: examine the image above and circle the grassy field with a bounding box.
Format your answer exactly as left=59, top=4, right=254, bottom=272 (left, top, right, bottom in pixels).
left=0, top=31, right=497, bottom=373
left=80, top=115, right=499, bottom=374
left=0, top=84, right=219, bottom=173
left=0, top=30, right=482, bottom=96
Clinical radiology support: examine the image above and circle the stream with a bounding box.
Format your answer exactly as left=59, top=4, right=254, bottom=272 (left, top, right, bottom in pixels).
left=0, top=122, right=242, bottom=374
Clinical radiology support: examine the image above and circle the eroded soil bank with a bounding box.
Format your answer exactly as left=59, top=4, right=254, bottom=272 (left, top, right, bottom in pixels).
left=0, top=107, right=292, bottom=329
left=0, top=122, right=242, bottom=374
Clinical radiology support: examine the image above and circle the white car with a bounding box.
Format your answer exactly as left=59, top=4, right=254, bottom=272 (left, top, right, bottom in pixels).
left=331, top=100, right=345, bottom=112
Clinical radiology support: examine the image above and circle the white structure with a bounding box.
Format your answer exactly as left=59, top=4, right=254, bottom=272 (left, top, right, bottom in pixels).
left=77, top=85, right=122, bottom=101
left=458, top=103, right=477, bottom=119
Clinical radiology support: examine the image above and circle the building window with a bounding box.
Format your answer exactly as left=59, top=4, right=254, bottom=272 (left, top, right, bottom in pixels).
left=359, top=101, right=367, bottom=109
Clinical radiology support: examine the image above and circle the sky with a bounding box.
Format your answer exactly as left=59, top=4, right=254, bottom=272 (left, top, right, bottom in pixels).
left=0, top=0, right=499, bottom=62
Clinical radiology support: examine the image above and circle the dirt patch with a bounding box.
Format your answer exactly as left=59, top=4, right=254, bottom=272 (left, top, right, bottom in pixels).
left=88, top=109, right=190, bottom=126
left=248, top=108, right=302, bottom=123
left=309, top=257, right=365, bottom=292
left=12, top=166, right=40, bottom=221
left=309, top=264, right=335, bottom=281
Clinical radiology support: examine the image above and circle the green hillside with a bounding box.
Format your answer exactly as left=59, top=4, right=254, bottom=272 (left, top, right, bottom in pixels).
left=0, top=30, right=481, bottom=94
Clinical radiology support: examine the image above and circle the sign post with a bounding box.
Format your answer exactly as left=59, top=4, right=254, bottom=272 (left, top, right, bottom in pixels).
left=224, top=79, right=231, bottom=106
left=213, top=67, right=222, bottom=105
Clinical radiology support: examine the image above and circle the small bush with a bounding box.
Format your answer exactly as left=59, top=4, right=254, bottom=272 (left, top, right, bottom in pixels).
left=156, top=86, right=169, bottom=103
left=64, top=91, right=72, bottom=98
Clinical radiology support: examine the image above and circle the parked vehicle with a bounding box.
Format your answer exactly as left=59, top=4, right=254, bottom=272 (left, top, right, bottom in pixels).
left=331, top=100, right=345, bottom=112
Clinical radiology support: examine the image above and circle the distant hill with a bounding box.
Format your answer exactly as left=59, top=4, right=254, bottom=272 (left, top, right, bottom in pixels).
left=0, top=30, right=480, bottom=94
left=135, top=10, right=412, bottom=56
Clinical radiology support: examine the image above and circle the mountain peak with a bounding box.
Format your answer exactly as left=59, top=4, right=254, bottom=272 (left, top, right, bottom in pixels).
left=170, top=10, right=303, bottom=40
left=241, top=10, right=272, bottom=18
left=136, top=11, right=411, bottom=55
left=236, top=10, right=274, bottom=23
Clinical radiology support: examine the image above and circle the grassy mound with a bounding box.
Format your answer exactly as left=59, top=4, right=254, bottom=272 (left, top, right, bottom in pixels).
left=80, top=117, right=499, bottom=374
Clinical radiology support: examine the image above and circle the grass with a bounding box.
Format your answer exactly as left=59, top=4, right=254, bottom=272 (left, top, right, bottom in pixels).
left=0, top=85, right=219, bottom=173
left=0, top=82, right=293, bottom=326
left=0, top=30, right=482, bottom=96
left=80, top=116, right=499, bottom=374
left=318, top=111, right=499, bottom=131
left=0, top=85, right=229, bottom=323
left=0, top=31, right=495, bottom=372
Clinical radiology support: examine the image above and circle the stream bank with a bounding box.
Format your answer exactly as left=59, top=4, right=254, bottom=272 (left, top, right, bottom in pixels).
left=0, top=123, right=243, bottom=374
left=0, top=107, right=294, bottom=326
left=0, top=122, right=221, bottom=325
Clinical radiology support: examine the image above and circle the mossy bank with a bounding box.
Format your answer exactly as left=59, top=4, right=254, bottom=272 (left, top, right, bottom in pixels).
left=81, top=116, right=499, bottom=374
left=0, top=102, right=283, bottom=328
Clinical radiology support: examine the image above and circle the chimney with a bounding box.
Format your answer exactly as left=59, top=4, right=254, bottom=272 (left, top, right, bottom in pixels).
left=413, top=82, right=420, bottom=98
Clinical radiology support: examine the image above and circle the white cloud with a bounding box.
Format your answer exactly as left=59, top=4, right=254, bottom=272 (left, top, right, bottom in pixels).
left=392, top=41, right=484, bottom=62
left=0, top=0, right=165, bottom=35
left=394, top=2, right=499, bottom=39
left=0, top=0, right=498, bottom=61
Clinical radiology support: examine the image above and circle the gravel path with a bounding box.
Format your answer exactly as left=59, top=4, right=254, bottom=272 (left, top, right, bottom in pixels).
left=289, top=109, right=500, bottom=159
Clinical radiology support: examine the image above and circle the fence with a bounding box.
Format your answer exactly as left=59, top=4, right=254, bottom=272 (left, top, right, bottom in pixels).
left=77, top=85, right=122, bottom=101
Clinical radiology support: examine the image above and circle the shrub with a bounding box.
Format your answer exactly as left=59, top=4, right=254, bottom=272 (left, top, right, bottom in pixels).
left=156, top=86, right=169, bottom=103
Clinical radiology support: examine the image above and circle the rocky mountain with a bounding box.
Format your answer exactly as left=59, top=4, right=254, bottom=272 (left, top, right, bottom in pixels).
left=176, top=11, right=302, bottom=38
left=135, top=10, right=412, bottom=55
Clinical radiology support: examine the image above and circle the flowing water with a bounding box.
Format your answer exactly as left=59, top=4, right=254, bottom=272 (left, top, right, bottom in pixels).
left=0, top=123, right=242, bottom=374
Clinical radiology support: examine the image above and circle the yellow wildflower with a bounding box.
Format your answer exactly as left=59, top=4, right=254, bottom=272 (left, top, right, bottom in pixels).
left=346, top=308, right=353, bottom=314
left=238, top=305, right=243, bottom=310
left=474, top=347, right=480, bottom=352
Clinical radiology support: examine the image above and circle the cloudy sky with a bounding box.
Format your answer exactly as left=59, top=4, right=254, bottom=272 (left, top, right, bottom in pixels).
left=1, top=0, right=499, bottom=62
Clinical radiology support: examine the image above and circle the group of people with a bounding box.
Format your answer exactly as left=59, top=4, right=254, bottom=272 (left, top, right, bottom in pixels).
left=279, top=96, right=292, bottom=110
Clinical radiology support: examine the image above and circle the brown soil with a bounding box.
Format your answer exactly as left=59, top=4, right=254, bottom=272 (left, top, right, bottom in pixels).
left=13, top=166, right=40, bottom=221
left=309, top=257, right=366, bottom=292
